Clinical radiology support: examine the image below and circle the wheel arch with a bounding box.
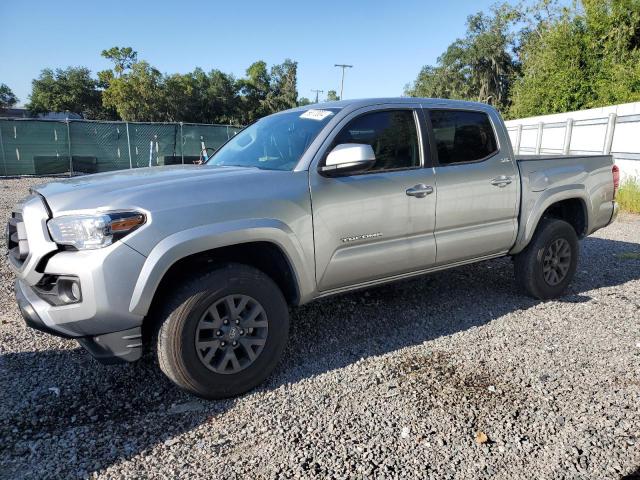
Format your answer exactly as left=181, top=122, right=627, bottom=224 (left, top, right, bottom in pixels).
left=128, top=220, right=313, bottom=318
left=511, top=187, right=590, bottom=255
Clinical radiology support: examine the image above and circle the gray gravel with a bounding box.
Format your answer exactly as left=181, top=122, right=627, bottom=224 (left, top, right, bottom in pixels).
left=1, top=176, right=639, bottom=479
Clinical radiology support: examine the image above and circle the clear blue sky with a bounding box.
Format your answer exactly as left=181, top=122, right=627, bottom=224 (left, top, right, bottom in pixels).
left=1, top=0, right=505, bottom=106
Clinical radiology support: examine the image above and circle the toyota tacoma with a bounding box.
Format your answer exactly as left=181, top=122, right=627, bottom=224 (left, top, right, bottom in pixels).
left=7, top=99, right=619, bottom=398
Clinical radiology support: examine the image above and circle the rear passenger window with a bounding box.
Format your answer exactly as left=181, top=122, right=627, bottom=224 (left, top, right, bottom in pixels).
left=332, top=110, right=420, bottom=172
left=429, top=110, right=498, bottom=165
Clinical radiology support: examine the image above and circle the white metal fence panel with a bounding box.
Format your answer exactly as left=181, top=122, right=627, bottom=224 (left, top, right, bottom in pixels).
left=506, top=102, right=640, bottom=179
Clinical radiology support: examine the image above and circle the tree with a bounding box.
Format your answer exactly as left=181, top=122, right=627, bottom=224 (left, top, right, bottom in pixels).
left=238, top=60, right=271, bottom=123
left=405, top=44, right=472, bottom=100
left=463, top=5, right=521, bottom=108
left=406, top=3, right=520, bottom=111
left=586, top=0, right=640, bottom=105
left=102, top=61, right=167, bottom=121
left=236, top=59, right=299, bottom=123
left=0, top=84, right=18, bottom=112
left=27, top=67, right=104, bottom=118
left=163, top=72, right=196, bottom=123
left=326, top=90, right=340, bottom=101
left=101, top=46, right=138, bottom=77
left=265, top=59, right=298, bottom=112
left=204, top=69, right=240, bottom=124
left=509, top=0, right=640, bottom=118
left=297, top=97, right=312, bottom=106
left=98, top=52, right=301, bottom=123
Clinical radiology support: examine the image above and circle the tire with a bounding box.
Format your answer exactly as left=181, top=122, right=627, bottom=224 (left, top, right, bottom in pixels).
left=513, top=218, right=579, bottom=300
left=155, top=263, right=289, bottom=399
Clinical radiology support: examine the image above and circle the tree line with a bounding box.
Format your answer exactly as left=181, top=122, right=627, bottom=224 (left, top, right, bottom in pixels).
left=2, top=0, right=639, bottom=123
left=405, top=0, right=640, bottom=118
left=0, top=47, right=341, bottom=125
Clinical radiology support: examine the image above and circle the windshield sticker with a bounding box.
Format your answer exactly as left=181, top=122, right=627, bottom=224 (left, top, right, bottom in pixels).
left=300, top=109, right=334, bottom=121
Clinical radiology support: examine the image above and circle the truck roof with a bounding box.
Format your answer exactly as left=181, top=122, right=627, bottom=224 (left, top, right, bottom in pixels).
left=291, top=97, right=499, bottom=113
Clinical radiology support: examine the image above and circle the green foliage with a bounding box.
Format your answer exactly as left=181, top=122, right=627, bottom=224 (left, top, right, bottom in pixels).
left=101, top=47, right=138, bottom=77
left=511, top=0, right=640, bottom=117
left=510, top=0, right=640, bottom=117
left=617, top=177, right=640, bottom=214
left=406, top=3, right=521, bottom=111
left=265, top=59, right=298, bottom=113
left=297, top=97, right=312, bottom=106
left=237, top=61, right=270, bottom=123
left=510, top=14, right=589, bottom=117
left=0, top=83, right=18, bottom=111
left=326, top=90, right=340, bottom=101
left=236, top=59, right=298, bottom=123
left=102, top=61, right=166, bottom=122
left=408, top=0, right=640, bottom=118
left=99, top=54, right=300, bottom=124
left=26, top=67, right=106, bottom=118
left=27, top=44, right=303, bottom=124
left=161, top=68, right=239, bottom=124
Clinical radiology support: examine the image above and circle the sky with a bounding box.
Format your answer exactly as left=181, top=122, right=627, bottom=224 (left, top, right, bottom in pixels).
left=1, top=0, right=504, bottom=107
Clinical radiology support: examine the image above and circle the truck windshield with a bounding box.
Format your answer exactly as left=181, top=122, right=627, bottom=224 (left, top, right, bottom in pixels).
left=207, top=108, right=340, bottom=171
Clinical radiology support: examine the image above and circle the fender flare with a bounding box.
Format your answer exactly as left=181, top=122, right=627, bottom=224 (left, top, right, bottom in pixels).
left=127, top=219, right=314, bottom=316
left=510, top=185, right=590, bottom=255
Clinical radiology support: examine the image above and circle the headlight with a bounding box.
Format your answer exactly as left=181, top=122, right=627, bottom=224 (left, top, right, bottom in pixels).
left=47, top=211, right=146, bottom=250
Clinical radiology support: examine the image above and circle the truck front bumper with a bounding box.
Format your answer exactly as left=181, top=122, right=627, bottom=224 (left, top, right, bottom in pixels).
left=8, top=194, right=147, bottom=363
left=15, top=278, right=144, bottom=364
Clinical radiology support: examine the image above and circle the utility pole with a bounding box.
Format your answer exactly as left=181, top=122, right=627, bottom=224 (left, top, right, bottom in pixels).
left=334, top=64, right=353, bottom=100
left=311, top=89, right=324, bottom=103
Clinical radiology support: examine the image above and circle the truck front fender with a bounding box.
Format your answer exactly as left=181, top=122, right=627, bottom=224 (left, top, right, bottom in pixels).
left=128, top=219, right=314, bottom=316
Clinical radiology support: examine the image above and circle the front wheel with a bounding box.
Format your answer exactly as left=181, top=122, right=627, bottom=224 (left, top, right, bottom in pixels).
left=155, top=263, right=289, bottom=399
left=514, top=218, right=579, bottom=300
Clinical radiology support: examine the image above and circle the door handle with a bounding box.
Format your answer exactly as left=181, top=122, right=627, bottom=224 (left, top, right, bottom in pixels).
left=405, top=184, right=434, bottom=198
left=491, top=176, right=512, bottom=187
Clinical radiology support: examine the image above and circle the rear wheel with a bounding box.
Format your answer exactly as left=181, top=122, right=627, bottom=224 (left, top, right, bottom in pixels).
left=155, top=263, right=289, bottom=399
left=514, top=218, right=579, bottom=300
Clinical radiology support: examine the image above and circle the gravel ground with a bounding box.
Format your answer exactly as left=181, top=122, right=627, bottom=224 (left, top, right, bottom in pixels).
left=0, top=176, right=639, bottom=480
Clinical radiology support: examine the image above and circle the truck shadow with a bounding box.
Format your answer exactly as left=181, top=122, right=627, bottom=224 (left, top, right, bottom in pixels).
left=1, top=235, right=638, bottom=477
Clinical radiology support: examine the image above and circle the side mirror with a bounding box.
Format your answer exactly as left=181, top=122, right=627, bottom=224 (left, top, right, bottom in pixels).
left=320, top=143, right=376, bottom=176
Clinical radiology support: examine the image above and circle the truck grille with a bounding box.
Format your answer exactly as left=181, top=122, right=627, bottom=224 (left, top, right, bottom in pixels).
left=7, top=208, right=30, bottom=268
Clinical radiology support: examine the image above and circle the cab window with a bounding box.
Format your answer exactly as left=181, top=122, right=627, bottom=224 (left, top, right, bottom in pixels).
left=332, top=110, right=420, bottom=172
left=429, top=110, right=498, bottom=165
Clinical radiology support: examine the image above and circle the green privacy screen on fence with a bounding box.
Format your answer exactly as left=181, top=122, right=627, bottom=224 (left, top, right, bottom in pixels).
left=0, top=119, right=242, bottom=176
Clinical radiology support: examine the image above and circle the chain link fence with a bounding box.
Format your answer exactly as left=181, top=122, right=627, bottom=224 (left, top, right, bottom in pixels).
left=0, top=118, right=242, bottom=176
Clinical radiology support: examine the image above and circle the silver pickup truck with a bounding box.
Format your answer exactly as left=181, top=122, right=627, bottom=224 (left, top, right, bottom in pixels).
left=7, top=98, right=619, bottom=398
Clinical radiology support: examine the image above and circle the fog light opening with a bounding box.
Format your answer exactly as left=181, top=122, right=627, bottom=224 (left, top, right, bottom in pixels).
left=57, top=278, right=82, bottom=304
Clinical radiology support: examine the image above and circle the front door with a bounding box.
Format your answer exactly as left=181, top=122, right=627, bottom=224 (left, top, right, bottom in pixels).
left=310, top=106, right=437, bottom=291
left=427, top=108, right=518, bottom=265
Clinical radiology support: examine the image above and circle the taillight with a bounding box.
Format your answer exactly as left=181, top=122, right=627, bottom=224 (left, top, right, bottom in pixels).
left=612, top=164, right=620, bottom=198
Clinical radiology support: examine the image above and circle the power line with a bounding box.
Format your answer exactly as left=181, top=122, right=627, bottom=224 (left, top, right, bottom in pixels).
left=311, top=89, right=324, bottom=103
left=334, top=64, right=353, bottom=100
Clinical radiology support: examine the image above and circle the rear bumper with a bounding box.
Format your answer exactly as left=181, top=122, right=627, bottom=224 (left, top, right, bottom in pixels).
left=609, top=201, right=619, bottom=225
left=15, top=279, right=143, bottom=364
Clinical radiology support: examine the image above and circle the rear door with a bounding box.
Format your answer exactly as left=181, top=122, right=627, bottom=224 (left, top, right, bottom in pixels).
left=426, top=108, right=518, bottom=265
left=310, top=105, right=437, bottom=291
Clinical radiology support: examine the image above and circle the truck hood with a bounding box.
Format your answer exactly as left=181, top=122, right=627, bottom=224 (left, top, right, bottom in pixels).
left=34, top=165, right=268, bottom=213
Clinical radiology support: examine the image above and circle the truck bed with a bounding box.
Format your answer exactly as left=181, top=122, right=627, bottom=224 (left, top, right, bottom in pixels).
left=511, top=153, right=616, bottom=253
left=516, top=154, right=611, bottom=162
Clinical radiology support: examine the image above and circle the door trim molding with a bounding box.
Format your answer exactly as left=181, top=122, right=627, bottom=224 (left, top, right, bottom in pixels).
left=312, top=251, right=507, bottom=301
